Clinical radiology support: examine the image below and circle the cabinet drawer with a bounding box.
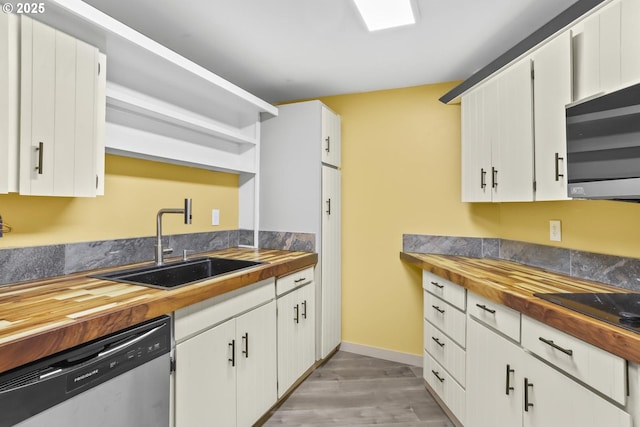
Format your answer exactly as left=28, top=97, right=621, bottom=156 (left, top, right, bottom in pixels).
left=521, top=315, right=626, bottom=405
left=423, top=270, right=466, bottom=311
left=424, top=319, right=466, bottom=387
left=468, top=292, right=521, bottom=342
left=175, top=278, right=275, bottom=342
left=276, top=266, right=314, bottom=296
left=424, top=351, right=466, bottom=425
left=424, top=291, right=466, bottom=347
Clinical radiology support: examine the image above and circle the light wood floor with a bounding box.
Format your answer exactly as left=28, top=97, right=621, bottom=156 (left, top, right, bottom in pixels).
left=261, top=351, right=455, bottom=427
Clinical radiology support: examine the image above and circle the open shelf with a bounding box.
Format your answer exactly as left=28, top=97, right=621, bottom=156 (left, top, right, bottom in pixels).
left=36, top=0, right=276, bottom=174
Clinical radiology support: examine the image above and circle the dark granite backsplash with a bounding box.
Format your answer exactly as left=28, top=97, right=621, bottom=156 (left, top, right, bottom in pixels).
left=0, top=229, right=315, bottom=286
left=403, top=234, right=640, bottom=292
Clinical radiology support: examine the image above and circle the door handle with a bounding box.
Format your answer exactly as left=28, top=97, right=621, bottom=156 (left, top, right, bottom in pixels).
left=294, top=304, right=300, bottom=324
left=228, top=339, right=236, bottom=367
left=301, top=300, right=307, bottom=319
left=505, top=364, right=515, bottom=395
left=35, top=142, right=44, bottom=175
left=325, top=136, right=330, bottom=153
left=242, top=333, right=249, bottom=358
left=480, top=168, right=487, bottom=189
left=524, top=378, right=534, bottom=411
left=326, top=198, right=331, bottom=215
left=555, top=153, right=564, bottom=181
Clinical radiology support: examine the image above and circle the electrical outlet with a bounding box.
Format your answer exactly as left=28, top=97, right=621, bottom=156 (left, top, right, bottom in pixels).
left=549, top=220, right=562, bottom=242
left=211, top=209, right=220, bottom=226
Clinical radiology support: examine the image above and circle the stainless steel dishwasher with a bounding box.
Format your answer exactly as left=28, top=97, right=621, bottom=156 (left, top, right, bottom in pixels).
left=0, top=315, right=171, bottom=427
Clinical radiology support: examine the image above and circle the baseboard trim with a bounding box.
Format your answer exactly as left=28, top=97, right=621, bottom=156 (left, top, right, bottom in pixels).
left=340, top=341, right=422, bottom=367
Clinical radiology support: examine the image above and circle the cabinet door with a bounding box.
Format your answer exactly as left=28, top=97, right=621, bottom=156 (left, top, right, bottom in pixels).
left=523, top=353, right=631, bottom=427
left=599, top=0, right=622, bottom=94
left=621, top=0, right=640, bottom=86
left=299, top=281, right=316, bottom=374
left=175, top=319, right=236, bottom=427
left=20, top=17, right=101, bottom=197
left=0, top=12, right=18, bottom=194
left=277, top=283, right=316, bottom=398
left=277, top=289, right=303, bottom=397
left=466, top=318, right=523, bottom=427
left=533, top=32, right=572, bottom=201
left=236, top=301, right=277, bottom=427
left=572, top=1, right=622, bottom=101
left=321, top=165, right=341, bottom=357
left=321, top=106, right=341, bottom=167
left=494, top=58, right=534, bottom=202
left=461, top=87, right=492, bottom=202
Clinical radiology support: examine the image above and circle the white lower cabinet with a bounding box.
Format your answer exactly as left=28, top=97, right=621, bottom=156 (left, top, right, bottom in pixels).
left=276, top=268, right=316, bottom=397
left=466, top=309, right=631, bottom=427
left=422, top=270, right=467, bottom=424
left=173, top=280, right=277, bottom=427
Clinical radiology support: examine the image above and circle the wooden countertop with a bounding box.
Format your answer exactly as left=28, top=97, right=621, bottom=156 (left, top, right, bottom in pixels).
left=0, top=248, right=317, bottom=374
left=401, top=251, right=640, bottom=364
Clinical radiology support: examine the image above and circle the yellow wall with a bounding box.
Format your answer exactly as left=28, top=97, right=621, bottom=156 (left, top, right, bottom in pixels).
left=319, top=82, right=640, bottom=356
left=319, top=83, right=499, bottom=356
left=0, top=155, right=239, bottom=248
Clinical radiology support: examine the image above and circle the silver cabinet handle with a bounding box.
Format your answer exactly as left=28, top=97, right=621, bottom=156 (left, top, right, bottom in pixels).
left=505, top=364, right=515, bottom=395
left=555, top=152, right=564, bottom=181
left=430, top=281, right=444, bottom=289
left=524, top=378, right=534, bottom=411
left=539, top=337, right=573, bottom=356
left=476, top=303, right=496, bottom=314
left=35, top=142, right=44, bottom=174
left=228, top=340, right=235, bottom=366
left=325, top=136, right=330, bottom=153
left=242, top=333, right=249, bottom=358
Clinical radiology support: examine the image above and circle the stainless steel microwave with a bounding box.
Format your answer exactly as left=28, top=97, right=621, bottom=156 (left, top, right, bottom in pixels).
left=566, top=82, right=640, bottom=201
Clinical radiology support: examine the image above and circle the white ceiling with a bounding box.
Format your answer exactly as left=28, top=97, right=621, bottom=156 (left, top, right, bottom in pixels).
left=82, top=0, right=579, bottom=104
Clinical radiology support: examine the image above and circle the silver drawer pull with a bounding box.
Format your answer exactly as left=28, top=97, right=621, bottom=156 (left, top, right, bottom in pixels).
left=430, top=281, right=444, bottom=289
left=476, top=303, right=496, bottom=314
left=539, top=337, right=573, bottom=356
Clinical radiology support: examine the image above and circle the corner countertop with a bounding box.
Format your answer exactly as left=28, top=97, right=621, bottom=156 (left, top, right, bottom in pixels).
left=401, top=251, right=640, bottom=364
left=0, top=248, right=317, bottom=374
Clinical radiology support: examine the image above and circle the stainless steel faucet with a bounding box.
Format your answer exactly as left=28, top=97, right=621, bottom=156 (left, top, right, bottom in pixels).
left=155, top=198, right=192, bottom=265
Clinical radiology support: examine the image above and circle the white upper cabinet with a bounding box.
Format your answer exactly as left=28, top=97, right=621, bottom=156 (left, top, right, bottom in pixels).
left=621, top=0, right=640, bottom=86
left=19, top=16, right=105, bottom=197
left=495, top=58, right=535, bottom=202
left=572, top=0, right=640, bottom=100
left=461, top=57, right=534, bottom=203
left=532, top=31, right=572, bottom=201
left=321, top=105, right=341, bottom=167
left=461, top=84, right=492, bottom=202
left=0, top=12, right=18, bottom=194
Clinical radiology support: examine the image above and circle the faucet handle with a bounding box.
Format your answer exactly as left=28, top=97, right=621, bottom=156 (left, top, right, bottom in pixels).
left=163, top=247, right=174, bottom=255
left=182, top=249, right=195, bottom=261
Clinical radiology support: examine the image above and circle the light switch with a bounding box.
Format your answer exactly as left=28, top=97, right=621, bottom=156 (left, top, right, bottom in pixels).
left=212, top=209, right=220, bottom=226
left=549, top=220, right=562, bottom=242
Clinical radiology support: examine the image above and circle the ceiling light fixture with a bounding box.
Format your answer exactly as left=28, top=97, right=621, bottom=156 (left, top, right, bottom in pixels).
left=353, top=0, right=416, bottom=32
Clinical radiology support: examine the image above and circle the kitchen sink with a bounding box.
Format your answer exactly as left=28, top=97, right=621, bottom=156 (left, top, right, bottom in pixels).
left=91, top=257, right=263, bottom=289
